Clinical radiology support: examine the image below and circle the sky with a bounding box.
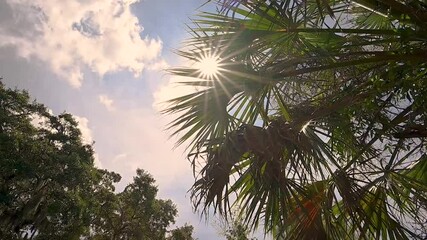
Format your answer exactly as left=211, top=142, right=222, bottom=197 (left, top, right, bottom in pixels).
left=0, top=0, right=229, bottom=238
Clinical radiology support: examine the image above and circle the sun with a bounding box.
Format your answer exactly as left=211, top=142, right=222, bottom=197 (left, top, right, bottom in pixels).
left=195, top=55, right=220, bottom=79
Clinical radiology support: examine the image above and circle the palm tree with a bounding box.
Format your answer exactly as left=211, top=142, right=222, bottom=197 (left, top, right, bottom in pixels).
left=165, top=0, right=427, bottom=239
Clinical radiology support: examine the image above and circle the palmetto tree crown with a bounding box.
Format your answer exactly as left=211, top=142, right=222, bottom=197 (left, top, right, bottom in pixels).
left=165, top=0, right=427, bottom=239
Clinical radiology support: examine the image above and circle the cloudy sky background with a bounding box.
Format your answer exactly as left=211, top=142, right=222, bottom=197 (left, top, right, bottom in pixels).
left=0, top=0, right=234, bottom=238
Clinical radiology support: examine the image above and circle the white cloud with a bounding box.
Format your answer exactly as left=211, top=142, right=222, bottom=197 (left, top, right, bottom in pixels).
left=74, top=115, right=103, bottom=168
left=147, top=59, right=169, bottom=71
left=92, top=107, right=191, bottom=190
left=93, top=153, right=102, bottom=169
left=98, top=94, right=115, bottom=111
left=152, top=76, right=198, bottom=112
left=74, top=115, right=93, bottom=145
left=30, top=108, right=53, bottom=128
left=0, top=0, right=163, bottom=87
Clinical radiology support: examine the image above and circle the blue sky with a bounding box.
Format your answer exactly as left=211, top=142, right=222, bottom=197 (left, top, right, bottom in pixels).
left=0, top=0, right=228, bottom=238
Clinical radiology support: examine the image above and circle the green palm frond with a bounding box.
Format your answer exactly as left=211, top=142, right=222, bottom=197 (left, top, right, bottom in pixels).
left=165, top=0, right=427, bottom=238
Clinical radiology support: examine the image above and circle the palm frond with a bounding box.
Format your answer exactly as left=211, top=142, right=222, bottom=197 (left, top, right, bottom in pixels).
left=165, top=0, right=427, bottom=238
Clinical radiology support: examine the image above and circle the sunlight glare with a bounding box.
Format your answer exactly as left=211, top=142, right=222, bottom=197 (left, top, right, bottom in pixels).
left=300, top=120, right=312, bottom=133
left=195, top=55, right=220, bottom=78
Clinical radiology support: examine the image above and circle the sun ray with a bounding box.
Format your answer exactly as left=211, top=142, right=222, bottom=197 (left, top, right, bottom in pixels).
left=195, top=53, right=221, bottom=79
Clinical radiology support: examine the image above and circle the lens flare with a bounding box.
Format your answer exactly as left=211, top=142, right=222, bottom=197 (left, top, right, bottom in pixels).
left=195, top=55, right=220, bottom=78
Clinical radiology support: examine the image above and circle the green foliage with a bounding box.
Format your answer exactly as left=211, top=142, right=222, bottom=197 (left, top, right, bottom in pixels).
left=89, top=169, right=178, bottom=240
left=0, top=82, right=190, bottom=239
left=224, top=221, right=253, bottom=240
left=217, top=215, right=257, bottom=240
left=166, top=0, right=427, bottom=239
left=0, top=82, right=101, bottom=239
left=167, top=224, right=195, bottom=240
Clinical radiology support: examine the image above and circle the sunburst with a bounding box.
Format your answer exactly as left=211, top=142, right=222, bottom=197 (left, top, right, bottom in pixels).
left=195, top=54, right=221, bottom=79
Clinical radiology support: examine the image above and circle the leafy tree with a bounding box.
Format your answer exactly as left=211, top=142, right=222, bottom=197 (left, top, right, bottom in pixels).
left=224, top=221, right=254, bottom=240
left=0, top=81, right=104, bottom=239
left=166, top=0, right=427, bottom=239
left=216, top=214, right=257, bottom=240
left=89, top=169, right=178, bottom=240
left=0, top=82, right=191, bottom=239
left=167, top=224, right=195, bottom=240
